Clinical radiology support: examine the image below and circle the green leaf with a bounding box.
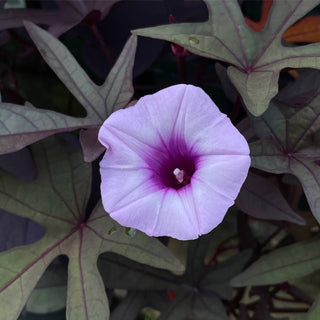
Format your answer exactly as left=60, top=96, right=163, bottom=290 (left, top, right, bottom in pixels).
left=98, top=253, right=179, bottom=291
left=99, top=226, right=249, bottom=320
left=158, top=291, right=228, bottom=320
left=110, top=292, right=154, bottom=320
left=26, top=261, right=67, bottom=314
left=201, top=250, right=252, bottom=300
left=0, top=137, right=184, bottom=320
left=250, top=89, right=320, bottom=224
left=133, top=0, right=320, bottom=116
left=231, top=238, right=320, bottom=287
left=236, top=172, right=305, bottom=225
left=0, top=22, right=137, bottom=161
left=308, top=293, right=320, bottom=320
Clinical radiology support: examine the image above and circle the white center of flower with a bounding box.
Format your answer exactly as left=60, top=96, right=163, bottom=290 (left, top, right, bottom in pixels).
left=173, top=168, right=185, bottom=184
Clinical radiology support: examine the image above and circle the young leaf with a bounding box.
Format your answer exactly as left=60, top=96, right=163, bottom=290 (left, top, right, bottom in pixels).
left=231, top=238, right=320, bottom=287
left=0, top=136, right=184, bottom=320
left=283, top=16, right=320, bottom=43
left=250, top=91, right=320, bottom=224
left=133, top=0, right=320, bottom=116
left=0, top=22, right=137, bottom=161
left=236, top=172, right=305, bottom=225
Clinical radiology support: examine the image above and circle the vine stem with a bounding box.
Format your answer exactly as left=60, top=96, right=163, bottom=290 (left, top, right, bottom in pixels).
left=260, top=225, right=284, bottom=249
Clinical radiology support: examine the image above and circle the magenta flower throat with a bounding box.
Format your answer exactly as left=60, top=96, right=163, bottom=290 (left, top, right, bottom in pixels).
left=98, top=84, right=250, bottom=240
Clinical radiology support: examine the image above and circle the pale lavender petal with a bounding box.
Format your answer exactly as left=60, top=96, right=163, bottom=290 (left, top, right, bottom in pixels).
left=98, top=84, right=251, bottom=240
left=188, top=117, right=250, bottom=156
left=192, top=155, right=251, bottom=234
left=110, top=188, right=199, bottom=240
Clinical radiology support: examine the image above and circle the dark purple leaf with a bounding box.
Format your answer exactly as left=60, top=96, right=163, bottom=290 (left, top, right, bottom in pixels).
left=0, top=209, right=45, bottom=252
left=236, top=172, right=305, bottom=225
left=0, top=147, right=37, bottom=181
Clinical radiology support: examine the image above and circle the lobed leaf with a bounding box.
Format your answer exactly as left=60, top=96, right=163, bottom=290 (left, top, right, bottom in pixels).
left=0, top=22, right=137, bottom=161
left=133, top=0, right=320, bottom=116
left=250, top=88, right=320, bottom=223
left=98, top=228, right=250, bottom=320
left=0, top=136, right=184, bottom=320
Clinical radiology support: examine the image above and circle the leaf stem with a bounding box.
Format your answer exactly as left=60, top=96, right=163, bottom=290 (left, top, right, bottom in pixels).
left=260, top=225, right=284, bottom=249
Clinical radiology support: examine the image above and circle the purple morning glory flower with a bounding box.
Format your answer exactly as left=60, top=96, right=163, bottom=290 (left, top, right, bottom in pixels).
left=98, top=84, right=250, bottom=240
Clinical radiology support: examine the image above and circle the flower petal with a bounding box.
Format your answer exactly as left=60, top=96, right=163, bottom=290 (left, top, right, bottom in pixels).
left=109, top=187, right=200, bottom=240
left=189, top=117, right=250, bottom=156
left=192, top=154, right=251, bottom=233
left=98, top=84, right=251, bottom=240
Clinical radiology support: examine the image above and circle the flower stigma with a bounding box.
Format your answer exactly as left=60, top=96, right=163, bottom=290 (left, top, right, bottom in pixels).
left=173, top=168, right=184, bottom=183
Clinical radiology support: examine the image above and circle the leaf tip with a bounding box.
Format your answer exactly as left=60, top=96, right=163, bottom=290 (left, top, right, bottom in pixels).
left=23, top=20, right=35, bottom=31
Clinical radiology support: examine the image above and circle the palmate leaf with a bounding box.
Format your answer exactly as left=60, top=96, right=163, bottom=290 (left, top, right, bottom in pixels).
left=0, top=0, right=120, bottom=36
left=0, top=136, right=184, bottom=320
left=133, top=0, right=320, bottom=116
left=0, top=21, right=137, bottom=161
left=101, top=233, right=251, bottom=320
left=231, top=238, right=320, bottom=287
left=249, top=85, right=320, bottom=224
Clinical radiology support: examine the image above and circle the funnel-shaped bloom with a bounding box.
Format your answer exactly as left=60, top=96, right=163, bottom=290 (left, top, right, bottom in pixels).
left=98, top=84, right=250, bottom=240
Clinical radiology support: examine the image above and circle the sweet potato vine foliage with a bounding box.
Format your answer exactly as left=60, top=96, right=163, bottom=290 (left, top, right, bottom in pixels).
left=1, top=0, right=320, bottom=319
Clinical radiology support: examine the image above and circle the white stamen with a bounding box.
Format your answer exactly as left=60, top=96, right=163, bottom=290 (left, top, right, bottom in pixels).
left=173, top=168, right=184, bottom=183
